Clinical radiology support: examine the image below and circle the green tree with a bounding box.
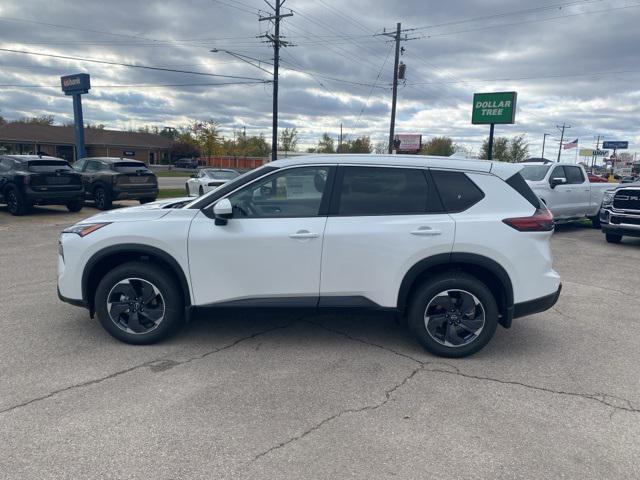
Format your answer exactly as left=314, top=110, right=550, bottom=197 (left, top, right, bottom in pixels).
left=480, top=135, right=529, bottom=162
left=317, top=133, right=335, bottom=153
left=196, top=119, right=221, bottom=159
left=348, top=136, right=372, bottom=153
left=420, top=136, right=455, bottom=156
left=279, top=127, right=299, bottom=155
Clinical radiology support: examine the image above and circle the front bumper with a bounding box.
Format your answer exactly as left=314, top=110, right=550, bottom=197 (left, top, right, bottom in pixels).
left=513, top=284, right=562, bottom=319
left=599, top=208, right=640, bottom=238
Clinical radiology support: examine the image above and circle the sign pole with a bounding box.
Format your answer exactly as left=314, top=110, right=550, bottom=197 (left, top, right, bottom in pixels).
left=72, top=93, right=86, bottom=160
left=487, top=123, right=495, bottom=160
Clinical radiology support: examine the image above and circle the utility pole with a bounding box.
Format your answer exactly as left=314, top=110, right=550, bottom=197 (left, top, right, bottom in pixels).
left=591, top=134, right=601, bottom=171
left=542, top=133, right=550, bottom=158
left=556, top=123, right=571, bottom=162
left=339, top=122, right=343, bottom=153
left=377, top=24, right=418, bottom=154
left=259, top=0, right=293, bottom=162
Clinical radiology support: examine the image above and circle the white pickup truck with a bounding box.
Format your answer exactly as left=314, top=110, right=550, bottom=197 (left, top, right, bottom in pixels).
left=520, top=162, right=616, bottom=225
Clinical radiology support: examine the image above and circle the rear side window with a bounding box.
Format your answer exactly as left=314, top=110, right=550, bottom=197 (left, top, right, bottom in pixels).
left=85, top=161, right=102, bottom=172
left=336, top=167, right=435, bottom=216
left=431, top=170, right=485, bottom=213
left=565, top=166, right=585, bottom=184
left=506, top=173, right=541, bottom=208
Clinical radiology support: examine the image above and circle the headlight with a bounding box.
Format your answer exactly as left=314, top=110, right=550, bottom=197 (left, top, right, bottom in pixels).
left=602, top=192, right=614, bottom=205
left=62, top=222, right=111, bottom=237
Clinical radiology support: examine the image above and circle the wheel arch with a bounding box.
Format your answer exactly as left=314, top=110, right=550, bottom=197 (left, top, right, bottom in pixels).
left=82, top=244, right=191, bottom=317
left=397, top=252, right=514, bottom=328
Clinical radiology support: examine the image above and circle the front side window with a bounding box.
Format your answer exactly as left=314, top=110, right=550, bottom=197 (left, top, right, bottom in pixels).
left=227, top=166, right=330, bottom=218
left=85, top=161, right=101, bottom=172
left=336, top=167, right=432, bottom=216
left=550, top=166, right=567, bottom=182
left=565, top=166, right=585, bottom=184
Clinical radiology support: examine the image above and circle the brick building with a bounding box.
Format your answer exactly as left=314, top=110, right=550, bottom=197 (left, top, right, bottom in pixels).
left=0, top=123, right=171, bottom=164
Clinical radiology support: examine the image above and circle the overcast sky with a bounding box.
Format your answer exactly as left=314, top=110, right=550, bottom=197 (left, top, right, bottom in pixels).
left=0, top=0, right=638, bottom=159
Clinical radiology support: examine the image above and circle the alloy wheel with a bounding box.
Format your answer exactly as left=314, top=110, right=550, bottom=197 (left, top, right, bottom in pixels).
left=6, top=190, right=18, bottom=213
left=424, top=289, right=485, bottom=348
left=106, top=278, right=165, bottom=334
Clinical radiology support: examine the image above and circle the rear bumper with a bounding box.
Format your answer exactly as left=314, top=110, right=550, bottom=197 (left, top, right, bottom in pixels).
left=513, top=284, right=562, bottom=319
left=25, top=187, right=84, bottom=204
left=57, top=285, right=86, bottom=308
left=113, top=187, right=158, bottom=200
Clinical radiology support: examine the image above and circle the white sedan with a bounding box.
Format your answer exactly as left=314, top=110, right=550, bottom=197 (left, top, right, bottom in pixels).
left=185, top=169, right=240, bottom=197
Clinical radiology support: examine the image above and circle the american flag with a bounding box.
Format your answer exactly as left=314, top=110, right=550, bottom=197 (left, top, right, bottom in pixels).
left=563, top=138, right=578, bottom=149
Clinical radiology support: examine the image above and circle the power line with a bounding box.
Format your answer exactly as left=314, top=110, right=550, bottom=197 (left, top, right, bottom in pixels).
left=0, top=47, right=270, bottom=82
left=0, top=81, right=269, bottom=89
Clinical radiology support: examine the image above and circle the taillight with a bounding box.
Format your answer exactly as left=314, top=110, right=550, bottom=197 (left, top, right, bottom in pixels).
left=503, top=208, right=554, bottom=232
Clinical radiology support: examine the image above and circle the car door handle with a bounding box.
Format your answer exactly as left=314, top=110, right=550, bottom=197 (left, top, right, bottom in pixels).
left=289, top=230, right=319, bottom=239
left=410, top=227, right=441, bottom=236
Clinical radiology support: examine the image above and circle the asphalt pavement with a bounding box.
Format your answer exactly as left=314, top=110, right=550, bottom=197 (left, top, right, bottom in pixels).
left=1, top=204, right=639, bottom=479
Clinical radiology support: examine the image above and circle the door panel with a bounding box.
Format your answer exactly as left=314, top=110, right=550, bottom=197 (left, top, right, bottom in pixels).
left=188, top=212, right=327, bottom=305
left=564, top=166, right=590, bottom=215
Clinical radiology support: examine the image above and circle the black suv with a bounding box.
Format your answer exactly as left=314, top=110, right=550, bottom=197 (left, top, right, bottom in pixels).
left=0, top=155, right=84, bottom=215
left=600, top=183, right=640, bottom=243
left=73, top=157, right=158, bottom=210
left=174, top=157, right=199, bottom=169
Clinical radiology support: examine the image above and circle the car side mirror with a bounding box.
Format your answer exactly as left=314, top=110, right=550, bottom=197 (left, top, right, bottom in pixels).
left=550, top=177, right=566, bottom=189
left=213, top=198, right=233, bottom=226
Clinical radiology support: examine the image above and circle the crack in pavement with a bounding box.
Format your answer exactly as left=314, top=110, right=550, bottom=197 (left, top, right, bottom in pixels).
left=0, top=322, right=295, bottom=416
left=562, top=280, right=636, bottom=298
left=250, top=362, right=426, bottom=464
left=248, top=320, right=639, bottom=466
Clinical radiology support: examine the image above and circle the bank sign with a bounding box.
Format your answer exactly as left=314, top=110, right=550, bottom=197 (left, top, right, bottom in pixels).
left=61, top=73, right=91, bottom=95
left=472, top=91, right=517, bottom=125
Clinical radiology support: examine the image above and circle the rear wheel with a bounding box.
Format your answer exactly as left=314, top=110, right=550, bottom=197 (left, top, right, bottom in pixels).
left=606, top=233, right=622, bottom=244
left=94, top=186, right=112, bottom=210
left=198, top=186, right=204, bottom=196
left=408, top=272, right=498, bottom=358
left=94, top=262, right=184, bottom=344
left=66, top=198, right=83, bottom=212
left=185, top=183, right=190, bottom=196
left=5, top=185, right=27, bottom=216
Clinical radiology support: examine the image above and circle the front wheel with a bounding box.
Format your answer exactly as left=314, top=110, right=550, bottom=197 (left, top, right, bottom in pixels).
left=606, top=233, right=622, bottom=244
left=94, top=262, right=184, bottom=344
left=198, top=186, right=204, bottom=196
left=589, top=215, right=601, bottom=229
left=408, top=272, right=498, bottom=358
left=139, top=197, right=156, bottom=204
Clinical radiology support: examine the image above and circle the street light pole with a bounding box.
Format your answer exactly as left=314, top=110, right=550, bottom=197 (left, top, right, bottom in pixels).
left=542, top=133, right=550, bottom=158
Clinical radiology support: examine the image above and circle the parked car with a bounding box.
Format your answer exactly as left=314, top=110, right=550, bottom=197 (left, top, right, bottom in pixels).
left=620, top=176, right=638, bottom=184
left=520, top=161, right=616, bottom=227
left=72, top=157, right=158, bottom=210
left=185, top=168, right=240, bottom=196
left=58, top=154, right=561, bottom=358
left=174, top=158, right=199, bottom=169
left=599, top=182, right=640, bottom=243
left=0, top=155, right=84, bottom=215
left=588, top=174, right=609, bottom=183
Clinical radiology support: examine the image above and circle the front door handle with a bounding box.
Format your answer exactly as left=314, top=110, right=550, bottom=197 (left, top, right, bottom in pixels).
left=411, top=227, right=442, bottom=237
left=289, top=230, right=320, bottom=239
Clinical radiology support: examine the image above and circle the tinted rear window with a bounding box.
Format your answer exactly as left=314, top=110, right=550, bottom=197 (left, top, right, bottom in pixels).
left=113, top=162, right=149, bottom=173
left=26, top=160, right=72, bottom=172
left=506, top=172, right=541, bottom=208
left=337, top=167, right=433, bottom=216
left=431, top=170, right=485, bottom=213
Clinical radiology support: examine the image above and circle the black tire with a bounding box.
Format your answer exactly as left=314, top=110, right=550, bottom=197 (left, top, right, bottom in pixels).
left=185, top=183, right=190, bottom=196
left=198, top=186, right=204, bottom=196
left=5, top=185, right=27, bottom=216
left=139, top=197, right=156, bottom=204
left=94, top=261, right=184, bottom=345
left=589, top=215, right=601, bottom=229
left=407, top=272, right=499, bottom=358
left=94, top=186, right=112, bottom=210
left=66, top=198, right=84, bottom=212
left=605, top=233, right=622, bottom=244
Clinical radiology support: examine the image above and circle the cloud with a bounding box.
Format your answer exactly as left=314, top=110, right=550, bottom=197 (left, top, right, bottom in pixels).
left=0, top=0, right=638, bottom=154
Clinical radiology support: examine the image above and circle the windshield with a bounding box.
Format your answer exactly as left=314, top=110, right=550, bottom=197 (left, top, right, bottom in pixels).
left=205, top=169, right=239, bottom=180
left=112, top=162, right=150, bottom=173
left=26, top=160, right=72, bottom=172
left=520, top=165, right=550, bottom=181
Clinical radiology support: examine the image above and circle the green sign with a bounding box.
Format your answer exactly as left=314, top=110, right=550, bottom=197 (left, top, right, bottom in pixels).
left=472, top=91, right=517, bottom=125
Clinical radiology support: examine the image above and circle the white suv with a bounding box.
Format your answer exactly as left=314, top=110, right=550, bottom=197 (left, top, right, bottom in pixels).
left=58, top=155, right=561, bottom=358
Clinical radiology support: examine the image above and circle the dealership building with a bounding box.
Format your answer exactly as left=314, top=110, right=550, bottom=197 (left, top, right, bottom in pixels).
left=0, top=123, right=171, bottom=164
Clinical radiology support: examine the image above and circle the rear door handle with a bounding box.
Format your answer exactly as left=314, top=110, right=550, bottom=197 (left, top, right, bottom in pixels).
left=410, top=227, right=442, bottom=237
left=289, top=230, right=320, bottom=239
